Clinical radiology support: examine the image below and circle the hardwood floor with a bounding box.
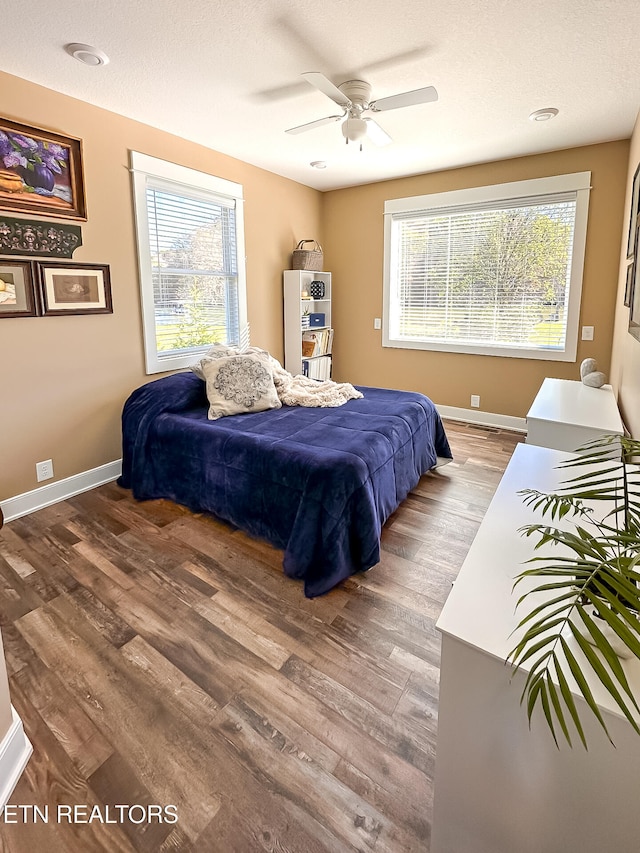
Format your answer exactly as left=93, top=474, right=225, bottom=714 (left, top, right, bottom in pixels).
left=0, top=421, right=522, bottom=852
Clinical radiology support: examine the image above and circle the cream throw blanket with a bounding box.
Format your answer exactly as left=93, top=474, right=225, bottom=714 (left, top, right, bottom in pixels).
left=191, top=345, right=363, bottom=408
left=270, top=358, right=363, bottom=407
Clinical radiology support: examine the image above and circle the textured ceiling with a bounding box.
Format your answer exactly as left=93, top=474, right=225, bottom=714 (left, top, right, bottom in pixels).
left=2, top=0, right=639, bottom=190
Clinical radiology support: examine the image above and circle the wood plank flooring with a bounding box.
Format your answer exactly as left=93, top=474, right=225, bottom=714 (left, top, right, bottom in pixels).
left=0, top=420, right=522, bottom=852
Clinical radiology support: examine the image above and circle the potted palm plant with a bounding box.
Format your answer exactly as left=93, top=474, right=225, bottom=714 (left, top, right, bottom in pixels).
left=508, top=433, right=640, bottom=747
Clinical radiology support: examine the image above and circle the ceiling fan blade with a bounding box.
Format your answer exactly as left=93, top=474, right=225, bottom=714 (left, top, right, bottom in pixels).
left=285, top=114, right=344, bottom=135
left=301, top=72, right=352, bottom=108
left=370, top=85, right=438, bottom=112
left=364, top=118, right=392, bottom=146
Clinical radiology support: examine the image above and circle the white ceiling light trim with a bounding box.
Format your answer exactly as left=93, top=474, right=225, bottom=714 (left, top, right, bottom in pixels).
left=65, top=43, right=110, bottom=67
left=529, top=108, right=559, bottom=122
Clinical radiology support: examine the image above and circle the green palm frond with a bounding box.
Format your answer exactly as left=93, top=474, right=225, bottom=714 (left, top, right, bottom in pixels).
left=509, top=433, right=640, bottom=747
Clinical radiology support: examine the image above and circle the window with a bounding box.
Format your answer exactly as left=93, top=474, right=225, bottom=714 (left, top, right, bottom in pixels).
left=383, top=173, right=591, bottom=361
left=131, top=151, right=248, bottom=374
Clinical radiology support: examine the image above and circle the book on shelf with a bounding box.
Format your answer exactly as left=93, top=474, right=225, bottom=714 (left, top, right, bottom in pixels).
left=302, top=355, right=331, bottom=381
left=302, top=328, right=333, bottom=358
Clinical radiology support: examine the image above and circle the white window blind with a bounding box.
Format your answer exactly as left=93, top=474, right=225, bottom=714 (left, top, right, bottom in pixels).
left=147, top=182, right=239, bottom=355
left=383, top=174, right=590, bottom=362
left=131, top=152, right=247, bottom=374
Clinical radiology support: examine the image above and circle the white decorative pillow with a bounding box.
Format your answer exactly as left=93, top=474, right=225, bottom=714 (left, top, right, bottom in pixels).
left=201, top=354, right=281, bottom=420
left=190, top=345, right=271, bottom=380
left=190, top=345, right=241, bottom=380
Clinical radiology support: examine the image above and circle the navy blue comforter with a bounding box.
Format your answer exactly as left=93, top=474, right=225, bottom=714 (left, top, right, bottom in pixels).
left=118, top=373, right=452, bottom=597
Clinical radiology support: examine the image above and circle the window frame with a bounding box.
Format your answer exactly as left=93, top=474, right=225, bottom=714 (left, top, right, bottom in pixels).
left=130, top=150, right=248, bottom=374
left=382, top=172, right=591, bottom=362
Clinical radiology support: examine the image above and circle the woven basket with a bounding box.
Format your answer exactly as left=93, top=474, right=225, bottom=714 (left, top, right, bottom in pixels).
left=292, top=239, right=324, bottom=271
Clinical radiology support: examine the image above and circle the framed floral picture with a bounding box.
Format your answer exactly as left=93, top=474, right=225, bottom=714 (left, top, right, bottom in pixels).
left=35, top=262, right=112, bottom=316
left=0, top=118, right=86, bottom=220
left=0, top=260, right=38, bottom=318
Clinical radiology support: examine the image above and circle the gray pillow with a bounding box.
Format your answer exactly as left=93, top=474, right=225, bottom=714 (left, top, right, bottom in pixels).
left=190, top=344, right=271, bottom=380
left=201, top=354, right=281, bottom=420
left=190, top=344, right=242, bottom=380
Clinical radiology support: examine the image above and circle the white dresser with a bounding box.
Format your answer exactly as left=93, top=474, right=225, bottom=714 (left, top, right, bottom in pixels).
left=526, top=377, right=624, bottom=452
left=432, top=443, right=640, bottom=853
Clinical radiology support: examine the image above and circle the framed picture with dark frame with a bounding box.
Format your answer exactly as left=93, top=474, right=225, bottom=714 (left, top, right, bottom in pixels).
left=0, top=260, right=38, bottom=318
left=630, top=230, right=640, bottom=340
left=624, top=259, right=635, bottom=308
left=631, top=274, right=640, bottom=325
left=0, top=118, right=87, bottom=220
left=35, top=261, right=112, bottom=316
left=627, top=163, right=640, bottom=259
left=630, top=220, right=640, bottom=339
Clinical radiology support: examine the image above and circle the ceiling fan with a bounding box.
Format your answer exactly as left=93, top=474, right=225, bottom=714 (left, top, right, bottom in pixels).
left=285, top=72, right=438, bottom=149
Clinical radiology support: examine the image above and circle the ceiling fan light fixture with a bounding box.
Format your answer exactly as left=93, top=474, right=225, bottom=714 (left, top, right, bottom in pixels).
left=286, top=73, right=438, bottom=148
left=342, top=117, right=368, bottom=143
left=529, top=107, right=559, bottom=122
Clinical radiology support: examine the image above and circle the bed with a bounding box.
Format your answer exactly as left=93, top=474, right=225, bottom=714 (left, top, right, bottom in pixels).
left=118, top=372, right=452, bottom=597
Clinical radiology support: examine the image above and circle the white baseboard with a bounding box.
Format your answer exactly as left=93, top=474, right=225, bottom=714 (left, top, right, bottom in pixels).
left=1, top=460, right=122, bottom=523
left=0, top=706, right=32, bottom=808
left=436, top=404, right=527, bottom=433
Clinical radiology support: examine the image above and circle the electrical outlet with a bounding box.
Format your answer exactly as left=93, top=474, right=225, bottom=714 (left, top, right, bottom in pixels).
left=36, top=459, right=54, bottom=482
left=470, top=395, right=480, bottom=408
left=373, top=317, right=382, bottom=330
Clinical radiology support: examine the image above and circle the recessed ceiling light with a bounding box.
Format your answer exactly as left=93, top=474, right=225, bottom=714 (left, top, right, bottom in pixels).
left=310, top=161, right=327, bottom=169
left=65, top=43, right=110, bottom=67
left=529, top=108, right=559, bottom=122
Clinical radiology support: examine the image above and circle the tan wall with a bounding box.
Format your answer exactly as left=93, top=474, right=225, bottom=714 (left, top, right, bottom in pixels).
left=610, top=111, right=640, bottom=437
left=324, top=142, right=629, bottom=419
left=0, top=72, right=322, bottom=501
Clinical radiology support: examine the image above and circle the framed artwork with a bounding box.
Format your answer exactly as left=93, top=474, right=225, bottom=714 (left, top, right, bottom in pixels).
left=35, top=262, right=112, bottom=316
left=0, top=118, right=86, bottom=220
left=0, top=260, right=38, bottom=318
left=630, top=221, right=640, bottom=342
left=0, top=215, right=82, bottom=258
left=631, top=228, right=640, bottom=341
left=624, top=260, right=635, bottom=308
left=627, top=163, right=640, bottom=259
left=631, top=270, right=640, bottom=326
